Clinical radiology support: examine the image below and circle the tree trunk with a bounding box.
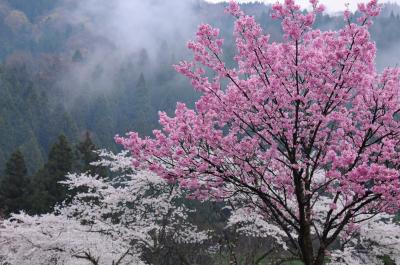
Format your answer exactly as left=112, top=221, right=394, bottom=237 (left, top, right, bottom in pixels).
left=298, top=222, right=314, bottom=265
left=313, top=246, right=326, bottom=265
left=293, top=170, right=315, bottom=265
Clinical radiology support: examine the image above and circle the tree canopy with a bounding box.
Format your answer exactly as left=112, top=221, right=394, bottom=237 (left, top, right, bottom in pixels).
left=117, top=1, right=400, bottom=264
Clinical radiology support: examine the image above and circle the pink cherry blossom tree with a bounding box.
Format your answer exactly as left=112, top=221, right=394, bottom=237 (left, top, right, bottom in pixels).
left=117, top=0, right=400, bottom=264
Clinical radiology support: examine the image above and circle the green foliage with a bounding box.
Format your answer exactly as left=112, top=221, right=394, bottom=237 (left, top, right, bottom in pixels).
left=131, top=73, right=153, bottom=136
left=280, top=260, right=304, bottom=265
left=74, top=131, right=106, bottom=177
left=30, top=135, right=73, bottom=214
left=378, top=255, right=396, bottom=265
left=0, top=150, right=30, bottom=216
left=0, top=63, right=80, bottom=174
left=26, top=133, right=107, bottom=214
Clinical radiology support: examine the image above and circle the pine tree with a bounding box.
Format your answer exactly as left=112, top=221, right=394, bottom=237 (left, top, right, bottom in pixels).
left=46, top=134, right=73, bottom=204
left=72, top=50, right=83, bottom=63
left=133, top=73, right=153, bottom=136
left=75, top=131, right=106, bottom=177
left=0, top=150, right=30, bottom=216
left=30, top=135, right=73, bottom=213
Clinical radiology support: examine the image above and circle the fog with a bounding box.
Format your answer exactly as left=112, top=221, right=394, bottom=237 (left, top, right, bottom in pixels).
left=54, top=0, right=400, bottom=100
left=65, top=0, right=199, bottom=58
left=376, top=43, right=400, bottom=70
left=57, top=0, right=202, bottom=98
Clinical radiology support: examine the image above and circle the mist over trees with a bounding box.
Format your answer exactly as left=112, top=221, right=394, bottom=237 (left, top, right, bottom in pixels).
left=0, top=0, right=400, bottom=174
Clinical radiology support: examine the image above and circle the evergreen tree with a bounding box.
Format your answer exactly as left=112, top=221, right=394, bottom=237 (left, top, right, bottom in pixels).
left=75, top=131, right=106, bottom=177
left=72, top=49, right=83, bottom=63
left=30, top=135, right=73, bottom=214
left=133, top=73, right=153, bottom=136
left=0, top=150, right=30, bottom=216
left=28, top=176, right=49, bottom=215
left=45, top=134, right=73, bottom=205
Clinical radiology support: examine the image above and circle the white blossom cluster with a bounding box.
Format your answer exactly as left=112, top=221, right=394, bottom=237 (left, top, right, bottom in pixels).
left=226, top=194, right=400, bottom=264
left=330, top=213, right=400, bottom=265
left=227, top=205, right=289, bottom=250
left=0, top=150, right=209, bottom=265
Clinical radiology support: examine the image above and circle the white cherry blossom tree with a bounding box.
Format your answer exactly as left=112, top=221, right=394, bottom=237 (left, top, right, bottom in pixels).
left=0, top=150, right=209, bottom=265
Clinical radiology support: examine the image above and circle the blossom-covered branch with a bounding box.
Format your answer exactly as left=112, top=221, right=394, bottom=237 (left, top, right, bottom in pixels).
left=117, top=1, right=400, bottom=264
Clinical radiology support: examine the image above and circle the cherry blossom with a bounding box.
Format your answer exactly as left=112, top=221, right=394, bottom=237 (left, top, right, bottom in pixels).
left=117, top=1, right=400, bottom=264
left=0, top=150, right=209, bottom=265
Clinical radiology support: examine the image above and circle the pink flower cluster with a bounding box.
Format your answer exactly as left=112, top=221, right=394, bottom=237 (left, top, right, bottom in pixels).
left=117, top=0, right=400, bottom=229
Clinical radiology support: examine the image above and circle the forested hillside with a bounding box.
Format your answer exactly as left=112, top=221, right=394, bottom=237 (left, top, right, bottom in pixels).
left=0, top=0, right=400, bottom=174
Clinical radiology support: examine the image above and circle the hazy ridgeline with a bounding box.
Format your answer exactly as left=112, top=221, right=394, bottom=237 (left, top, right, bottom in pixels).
left=0, top=0, right=399, bottom=173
